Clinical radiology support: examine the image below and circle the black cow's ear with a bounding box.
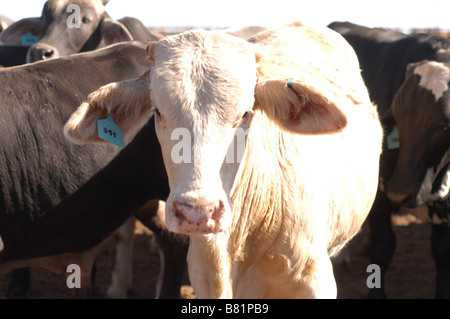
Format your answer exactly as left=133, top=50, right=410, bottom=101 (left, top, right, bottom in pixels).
left=380, top=108, right=393, bottom=121
left=0, top=17, right=42, bottom=45
left=100, top=18, right=133, bottom=46
left=406, top=60, right=429, bottom=73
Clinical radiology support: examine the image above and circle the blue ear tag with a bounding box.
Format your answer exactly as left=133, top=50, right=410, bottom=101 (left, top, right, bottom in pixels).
left=21, top=32, right=39, bottom=46
left=287, top=79, right=295, bottom=87
left=98, top=113, right=125, bottom=148
left=387, top=125, right=400, bottom=150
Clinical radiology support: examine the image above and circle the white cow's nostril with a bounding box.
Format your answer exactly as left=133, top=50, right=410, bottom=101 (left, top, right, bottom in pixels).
left=211, top=201, right=225, bottom=220
left=171, top=200, right=227, bottom=233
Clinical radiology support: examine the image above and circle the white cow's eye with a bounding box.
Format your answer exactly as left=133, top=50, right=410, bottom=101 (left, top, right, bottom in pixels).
left=244, top=109, right=254, bottom=119
left=233, top=110, right=253, bottom=128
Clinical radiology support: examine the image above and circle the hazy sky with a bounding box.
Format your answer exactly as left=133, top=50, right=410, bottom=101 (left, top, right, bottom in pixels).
left=1, top=0, right=449, bottom=31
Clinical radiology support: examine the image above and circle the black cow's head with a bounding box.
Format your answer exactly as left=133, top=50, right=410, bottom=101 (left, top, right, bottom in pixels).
left=386, top=60, right=450, bottom=209
left=0, top=0, right=133, bottom=63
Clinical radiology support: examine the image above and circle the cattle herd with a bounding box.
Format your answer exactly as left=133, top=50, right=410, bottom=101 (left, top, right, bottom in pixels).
left=0, top=0, right=449, bottom=300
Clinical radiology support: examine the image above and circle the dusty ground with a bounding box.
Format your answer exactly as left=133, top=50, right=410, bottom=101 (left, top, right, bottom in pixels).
left=334, top=214, right=434, bottom=299
left=0, top=214, right=436, bottom=299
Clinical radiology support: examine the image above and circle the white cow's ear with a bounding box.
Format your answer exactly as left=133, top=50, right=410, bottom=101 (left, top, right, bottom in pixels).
left=64, top=98, right=109, bottom=144
left=64, top=72, right=153, bottom=145
left=0, top=17, right=42, bottom=45
left=100, top=18, right=133, bottom=46
left=254, top=79, right=347, bottom=135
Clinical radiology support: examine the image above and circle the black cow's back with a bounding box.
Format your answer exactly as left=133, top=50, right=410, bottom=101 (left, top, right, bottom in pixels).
left=0, top=42, right=151, bottom=260
left=0, top=46, right=29, bottom=67
left=329, top=22, right=450, bottom=115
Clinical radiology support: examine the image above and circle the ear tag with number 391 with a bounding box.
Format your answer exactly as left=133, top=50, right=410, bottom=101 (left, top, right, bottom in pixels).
left=98, top=113, right=125, bottom=148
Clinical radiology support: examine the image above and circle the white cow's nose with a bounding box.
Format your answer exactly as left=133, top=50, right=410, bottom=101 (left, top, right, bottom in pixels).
left=172, top=200, right=226, bottom=234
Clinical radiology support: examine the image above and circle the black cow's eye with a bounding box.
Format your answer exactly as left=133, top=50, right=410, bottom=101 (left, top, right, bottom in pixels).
left=82, top=17, right=91, bottom=24
left=440, top=120, right=450, bottom=132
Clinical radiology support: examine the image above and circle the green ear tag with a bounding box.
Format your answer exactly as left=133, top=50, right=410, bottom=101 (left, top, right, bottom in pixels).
left=387, top=125, right=400, bottom=150
left=21, top=32, right=39, bottom=46
left=98, top=113, right=125, bottom=148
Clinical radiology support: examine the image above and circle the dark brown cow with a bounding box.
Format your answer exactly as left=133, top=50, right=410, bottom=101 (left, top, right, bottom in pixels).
left=0, top=0, right=161, bottom=63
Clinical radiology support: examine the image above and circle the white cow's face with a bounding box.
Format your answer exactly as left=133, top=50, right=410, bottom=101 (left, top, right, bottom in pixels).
left=149, top=31, right=257, bottom=234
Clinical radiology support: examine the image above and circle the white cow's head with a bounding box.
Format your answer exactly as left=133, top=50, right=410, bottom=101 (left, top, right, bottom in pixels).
left=148, top=31, right=257, bottom=234
left=64, top=28, right=348, bottom=235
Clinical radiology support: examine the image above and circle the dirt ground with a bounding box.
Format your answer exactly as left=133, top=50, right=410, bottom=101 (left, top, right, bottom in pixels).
left=0, top=214, right=436, bottom=299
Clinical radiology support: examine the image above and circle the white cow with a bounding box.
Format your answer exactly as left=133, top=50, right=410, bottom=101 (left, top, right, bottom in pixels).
left=64, top=22, right=383, bottom=298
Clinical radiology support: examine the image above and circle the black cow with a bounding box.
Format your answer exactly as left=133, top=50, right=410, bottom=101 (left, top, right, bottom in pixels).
left=0, top=46, right=29, bottom=67
left=329, top=21, right=450, bottom=299
left=65, top=119, right=187, bottom=299
left=1, top=119, right=188, bottom=298
left=0, top=41, right=179, bottom=298
left=0, top=0, right=162, bottom=63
